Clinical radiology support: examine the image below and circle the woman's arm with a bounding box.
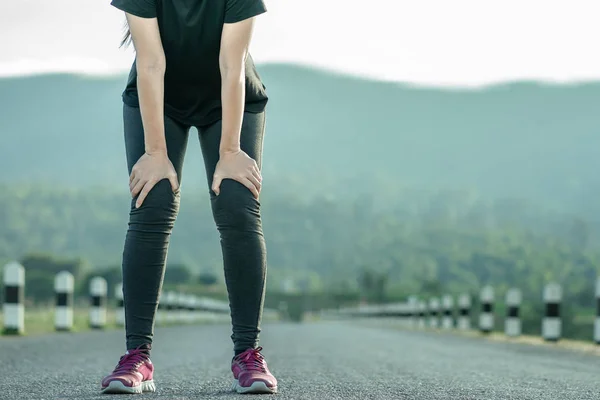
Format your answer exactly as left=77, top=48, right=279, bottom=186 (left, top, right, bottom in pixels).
left=126, top=13, right=167, bottom=155
left=211, top=16, right=262, bottom=199
left=219, top=17, right=257, bottom=156
left=123, top=13, right=179, bottom=207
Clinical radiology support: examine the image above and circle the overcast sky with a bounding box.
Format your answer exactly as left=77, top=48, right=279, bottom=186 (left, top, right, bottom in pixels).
left=1, top=0, right=599, bottom=87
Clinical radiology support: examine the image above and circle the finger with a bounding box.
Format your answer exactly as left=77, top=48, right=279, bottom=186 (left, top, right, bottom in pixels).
left=129, top=169, right=136, bottom=184
left=136, top=180, right=156, bottom=208
left=251, top=167, right=262, bottom=183
left=247, top=174, right=262, bottom=194
left=131, top=178, right=145, bottom=198
left=212, top=175, right=222, bottom=196
left=129, top=176, right=141, bottom=194
left=168, top=174, right=180, bottom=193
left=240, top=177, right=260, bottom=199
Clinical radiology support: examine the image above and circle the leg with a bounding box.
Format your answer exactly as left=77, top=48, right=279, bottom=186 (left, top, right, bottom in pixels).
left=198, top=111, right=267, bottom=355
left=122, top=104, right=190, bottom=350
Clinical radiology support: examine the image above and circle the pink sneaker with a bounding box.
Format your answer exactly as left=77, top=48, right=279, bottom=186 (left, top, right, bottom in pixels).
left=101, top=346, right=156, bottom=394
left=231, top=347, right=278, bottom=394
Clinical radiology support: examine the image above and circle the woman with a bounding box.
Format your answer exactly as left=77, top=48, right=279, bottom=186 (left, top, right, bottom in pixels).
left=102, top=0, right=276, bottom=395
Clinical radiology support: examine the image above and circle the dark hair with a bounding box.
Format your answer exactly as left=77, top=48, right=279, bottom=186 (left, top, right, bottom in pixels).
left=120, top=20, right=132, bottom=48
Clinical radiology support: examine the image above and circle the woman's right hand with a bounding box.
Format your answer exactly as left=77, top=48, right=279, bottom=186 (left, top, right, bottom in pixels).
left=129, top=150, right=179, bottom=208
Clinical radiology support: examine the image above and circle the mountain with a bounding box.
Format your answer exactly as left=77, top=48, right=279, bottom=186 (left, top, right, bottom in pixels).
left=1, top=64, right=599, bottom=215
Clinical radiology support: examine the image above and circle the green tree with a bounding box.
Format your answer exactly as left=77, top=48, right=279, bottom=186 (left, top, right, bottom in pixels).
left=198, top=272, right=218, bottom=286
left=164, top=264, right=193, bottom=285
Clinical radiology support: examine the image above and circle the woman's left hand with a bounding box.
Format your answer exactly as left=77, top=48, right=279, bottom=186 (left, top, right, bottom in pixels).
left=212, top=150, right=262, bottom=199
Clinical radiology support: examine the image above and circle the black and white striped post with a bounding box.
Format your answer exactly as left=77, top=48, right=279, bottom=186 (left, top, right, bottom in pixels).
left=190, top=295, right=200, bottom=322
left=185, top=294, right=195, bottom=323
left=176, top=292, right=187, bottom=323
left=595, top=277, right=600, bottom=345
left=197, top=296, right=212, bottom=321
left=458, top=293, right=471, bottom=331
left=164, top=291, right=177, bottom=322
left=418, top=301, right=427, bottom=329
left=157, top=290, right=166, bottom=324
left=2, top=261, right=25, bottom=335
left=193, top=295, right=202, bottom=322
left=542, top=283, right=562, bottom=342
left=505, top=288, right=521, bottom=337
left=479, top=285, right=494, bottom=334
left=89, top=277, right=107, bottom=329
left=54, top=271, right=74, bottom=332
left=115, top=283, right=125, bottom=327
left=428, top=298, right=440, bottom=329
left=441, top=295, right=454, bottom=330
left=408, top=296, right=419, bottom=328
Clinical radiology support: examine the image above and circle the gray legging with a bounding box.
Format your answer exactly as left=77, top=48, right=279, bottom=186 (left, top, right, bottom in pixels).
left=121, top=104, right=267, bottom=355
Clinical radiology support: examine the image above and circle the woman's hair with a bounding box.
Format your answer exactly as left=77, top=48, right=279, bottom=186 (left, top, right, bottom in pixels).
left=120, top=20, right=132, bottom=48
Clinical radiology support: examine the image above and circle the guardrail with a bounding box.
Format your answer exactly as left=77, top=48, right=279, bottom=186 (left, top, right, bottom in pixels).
left=320, top=281, right=600, bottom=344
left=2, top=261, right=279, bottom=335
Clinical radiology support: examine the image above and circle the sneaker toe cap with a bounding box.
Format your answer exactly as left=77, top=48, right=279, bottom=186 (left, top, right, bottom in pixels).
left=239, top=372, right=277, bottom=388
left=102, top=375, right=134, bottom=388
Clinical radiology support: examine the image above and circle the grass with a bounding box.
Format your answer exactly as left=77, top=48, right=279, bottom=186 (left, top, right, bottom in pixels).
left=0, top=308, right=280, bottom=338
left=472, top=330, right=600, bottom=356
left=0, top=308, right=118, bottom=337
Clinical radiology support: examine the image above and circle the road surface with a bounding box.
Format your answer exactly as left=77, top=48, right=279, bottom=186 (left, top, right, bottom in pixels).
left=1, top=320, right=599, bottom=399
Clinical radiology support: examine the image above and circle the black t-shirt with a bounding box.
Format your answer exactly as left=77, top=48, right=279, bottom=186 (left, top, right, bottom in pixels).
left=110, top=0, right=269, bottom=126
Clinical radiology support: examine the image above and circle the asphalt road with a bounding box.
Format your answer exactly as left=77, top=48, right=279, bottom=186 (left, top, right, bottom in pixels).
left=1, top=320, right=600, bottom=399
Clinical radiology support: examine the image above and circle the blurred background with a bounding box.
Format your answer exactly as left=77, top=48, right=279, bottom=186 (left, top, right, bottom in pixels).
left=1, top=0, right=599, bottom=338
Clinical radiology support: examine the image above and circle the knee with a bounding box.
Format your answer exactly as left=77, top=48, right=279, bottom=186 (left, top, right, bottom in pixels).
left=211, top=179, right=262, bottom=232
left=129, top=179, right=180, bottom=232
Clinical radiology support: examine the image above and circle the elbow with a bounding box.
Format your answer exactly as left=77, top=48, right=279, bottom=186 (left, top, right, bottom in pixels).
left=219, top=56, right=245, bottom=82
left=136, top=55, right=166, bottom=76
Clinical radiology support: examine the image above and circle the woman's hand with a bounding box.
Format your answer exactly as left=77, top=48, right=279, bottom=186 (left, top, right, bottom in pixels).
left=129, top=151, right=179, bottom=208
left=212, top=150, right=262, bottom=199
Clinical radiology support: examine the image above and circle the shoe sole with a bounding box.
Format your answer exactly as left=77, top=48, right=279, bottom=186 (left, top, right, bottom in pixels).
left=232, top=379, right=277, bottom=394
left=101, top=380, right=156, bottom=394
